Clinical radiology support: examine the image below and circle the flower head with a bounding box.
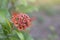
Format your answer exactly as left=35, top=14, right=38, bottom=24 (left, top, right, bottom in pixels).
left=12, top=12, right=32, bottom=30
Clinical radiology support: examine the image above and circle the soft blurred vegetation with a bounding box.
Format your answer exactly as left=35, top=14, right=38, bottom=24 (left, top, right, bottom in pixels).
left=0, top=0, right=60, bottom=40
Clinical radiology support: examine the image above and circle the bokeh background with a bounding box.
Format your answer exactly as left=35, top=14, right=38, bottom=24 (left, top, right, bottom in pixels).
left=0, top=0, right=60, bottom=40
left=27, top=0, right=60, bottom=40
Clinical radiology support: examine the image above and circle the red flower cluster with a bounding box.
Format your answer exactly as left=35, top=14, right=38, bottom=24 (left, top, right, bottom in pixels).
left=12, top=12, right=32, bottom=30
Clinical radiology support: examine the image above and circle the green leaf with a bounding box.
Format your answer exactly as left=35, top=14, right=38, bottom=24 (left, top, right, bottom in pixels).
left=16, top=31, right=24, bottom=40
left=0, top=9, right=12, bottom=35
left=15, top=30, right=34, bottom=40
left=20, top=31, right=34, bottom=40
